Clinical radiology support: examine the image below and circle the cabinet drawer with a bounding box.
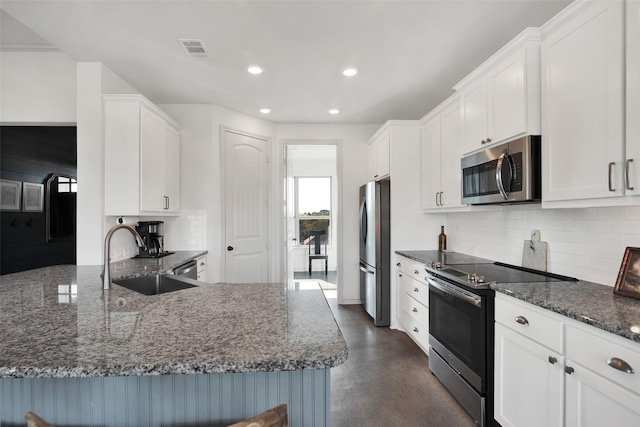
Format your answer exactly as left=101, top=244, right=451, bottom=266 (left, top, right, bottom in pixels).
left=401, top=275, right=429, bottom=308
left=400, top=291, right=428, bottom=325
left=402, top=308, right=429, bottom=351
left=495, top=294, right=564, bottom=353
left=566, top=324, right=640, bottom=396
left=196, top=257, right=207, bottom=273
left=397, top=258, right=428, bottom=282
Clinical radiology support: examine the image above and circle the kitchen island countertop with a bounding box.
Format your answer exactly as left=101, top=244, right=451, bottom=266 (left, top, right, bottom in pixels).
left=0, top=252, right=347, bottom=379
left=396, top=250, right=640, bottom=343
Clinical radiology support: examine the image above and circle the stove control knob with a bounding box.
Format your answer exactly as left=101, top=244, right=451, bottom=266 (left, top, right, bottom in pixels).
left=477, top=275, right=485, bottom=284
left=469, top=273, right=477, bottom=283
left=433, top=261, right=442, bottom=269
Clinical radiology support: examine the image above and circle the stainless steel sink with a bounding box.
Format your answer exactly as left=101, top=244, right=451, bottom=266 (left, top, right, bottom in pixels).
left=113, top=274, right=198, bottom=295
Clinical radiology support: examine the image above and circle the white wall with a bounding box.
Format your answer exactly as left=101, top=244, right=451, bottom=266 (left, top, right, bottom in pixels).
left=0, top=51, right=76, bottom=124
left=446, top=205, right=640, bottom=287
left=76, top=63, right=140, bottom=265
left=276, top=124, right=378, bottom=304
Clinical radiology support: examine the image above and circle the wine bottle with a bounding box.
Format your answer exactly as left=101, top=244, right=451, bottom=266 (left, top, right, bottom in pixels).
left=438, top=225, right=447, bottom=251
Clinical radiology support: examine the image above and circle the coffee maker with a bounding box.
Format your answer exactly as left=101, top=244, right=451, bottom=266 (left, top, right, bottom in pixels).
left=134, top=221, right=174, bottom=258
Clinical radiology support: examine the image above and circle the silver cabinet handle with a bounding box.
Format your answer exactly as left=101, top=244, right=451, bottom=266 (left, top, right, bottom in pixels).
left=626, top=159, right=634, bottom=191
left=438, top=191, right=443, bottom=206
left=412, top=307, right=418, bottom=313
left=607, top=357, right=634, bottom=374
left=549, top=356, right=558, bottom=365
left=435, top=192, right=439, bottom=206
left=397, top=262, right=401, bottom=267
left=413, top=327, right=419, bottom=333
left=413, top=287, right=419, bottom=292
left=609, top=162, right=616, bottom=192
left=515, top=316, right=529, bottom=326
left=486, top=137, right=492, bottom=143
left=414, top=270, right=419, bottom=275
left=565, top=366, right=574, bottom=375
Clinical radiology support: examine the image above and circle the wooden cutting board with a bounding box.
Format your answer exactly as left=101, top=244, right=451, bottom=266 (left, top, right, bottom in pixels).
left=522, top=240, right=548, bottom=271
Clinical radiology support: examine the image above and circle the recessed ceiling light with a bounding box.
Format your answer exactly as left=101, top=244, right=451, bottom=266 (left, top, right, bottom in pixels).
left=248, top=65, right=264, bottom=75
left=259, top=107, right=272, bottom=114
left=342, top=67, right=358, bottom=77
left=329, top=109, right=340, bottom=115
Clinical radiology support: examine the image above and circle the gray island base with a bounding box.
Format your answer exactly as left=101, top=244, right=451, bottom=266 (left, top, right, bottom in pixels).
left=0, top=262, right=347, bottom=426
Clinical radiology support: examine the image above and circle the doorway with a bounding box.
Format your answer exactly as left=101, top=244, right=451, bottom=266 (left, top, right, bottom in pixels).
left=284, top=143, right=339, bottom=300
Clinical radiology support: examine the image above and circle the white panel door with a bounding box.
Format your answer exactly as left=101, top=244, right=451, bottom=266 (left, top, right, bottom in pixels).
left=440, top=100, right=463, bottom=208
left=542, top=1, right=624, bottom=202
left=163, top=125, right=181, bottom=213
left=223, top=129, right=270, bottom=283
left=565, top=361, right=640, bottom=427
left=420, top=116, right=441, bottom=210
left=626, top=0, right=640, bottom=195
left=494, top=324, right=564, bottom=427
left=140, top=106, right=165, bottom=212
left=488, top=48, right=526, bottom=144
left=460, top=78, right=488, bottom=155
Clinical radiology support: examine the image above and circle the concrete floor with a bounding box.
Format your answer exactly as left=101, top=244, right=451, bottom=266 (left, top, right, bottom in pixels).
left=326, top=297, right=477, bottom=427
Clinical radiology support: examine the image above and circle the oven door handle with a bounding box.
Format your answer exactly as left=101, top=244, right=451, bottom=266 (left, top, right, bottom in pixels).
left=427, top=277, right=482, bottom=307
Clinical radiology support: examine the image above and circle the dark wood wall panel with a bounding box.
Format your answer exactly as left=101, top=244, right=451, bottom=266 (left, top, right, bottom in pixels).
left=1, top=126, right=77, bottom=275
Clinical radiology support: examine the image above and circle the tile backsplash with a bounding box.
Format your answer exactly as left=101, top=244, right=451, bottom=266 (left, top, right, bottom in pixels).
left=446, top=205, right=640, bottom=287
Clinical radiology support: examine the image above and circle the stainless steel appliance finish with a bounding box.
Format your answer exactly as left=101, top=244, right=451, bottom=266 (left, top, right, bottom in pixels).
left=461, top=135, right=541, bottom=205
left=426, top=260, right=577, bottom=427
left=174, top=260, right=198, bottom=280
left=358, top=179, right=391, bottom=326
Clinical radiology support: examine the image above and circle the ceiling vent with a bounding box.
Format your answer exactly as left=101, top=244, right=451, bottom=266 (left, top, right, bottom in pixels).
left=178, top=39, right=211, bottom=59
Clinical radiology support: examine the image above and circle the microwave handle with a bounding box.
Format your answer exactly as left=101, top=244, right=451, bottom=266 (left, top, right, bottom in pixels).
left=496, top=150, right=514, bottom=201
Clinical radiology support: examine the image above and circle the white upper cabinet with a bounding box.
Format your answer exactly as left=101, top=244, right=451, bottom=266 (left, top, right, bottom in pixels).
left=104, top=94, right=182, bottom=216
left=542, top=0, right=624, bottom=205
left=455, top=28, right=541, bottom=155
left=368, top=129, right=390, bottom=181
left=421, top=95, right=467, bottom=212
left=626, top=0, right=640, bottom=196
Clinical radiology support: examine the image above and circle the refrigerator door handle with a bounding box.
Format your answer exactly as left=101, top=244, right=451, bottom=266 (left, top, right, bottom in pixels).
left=359, top=263, right=376, bottom=274
left=360, top=200, right=368, bottom=244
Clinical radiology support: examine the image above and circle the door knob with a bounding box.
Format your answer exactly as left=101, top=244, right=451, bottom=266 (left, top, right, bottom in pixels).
left=227, top=246, right=234, bottom=251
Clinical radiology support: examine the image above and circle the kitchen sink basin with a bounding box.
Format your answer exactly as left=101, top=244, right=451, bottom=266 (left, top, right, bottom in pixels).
left=113, top=274, right=198, bottom=295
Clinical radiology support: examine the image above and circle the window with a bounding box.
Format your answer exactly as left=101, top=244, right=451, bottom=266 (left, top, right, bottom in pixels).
left=57, top=176, right=77, bottom=193
left=296, top=177, right=331, bottom=245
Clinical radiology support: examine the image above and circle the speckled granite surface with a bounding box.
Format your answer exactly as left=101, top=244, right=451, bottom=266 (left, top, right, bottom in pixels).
left=0, top=258, right=347, bottom=379
left=396, top=249, right=640, bottom=344
left=395, top=250, right=493, bottom=266
left=108, top=250, right=207, bottom=279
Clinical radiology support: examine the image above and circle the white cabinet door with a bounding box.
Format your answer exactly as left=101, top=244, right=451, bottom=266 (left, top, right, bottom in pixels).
left=440, top=100, right=463, bottom=209
left=368, top=130, right=390, bottom=181
left=488, top=48, right=527, bottom=144
left=565, top=361, right=640, bottom=427
left=494, top=323, right=564, bottom=427
left=140, top=106, right=166, bottom=212
left=542, top=0, right=624, bottom=202
left=163, top=125, right=181, bottom=213
left=460, top=78, right=489, bottom=155
left=420, top=116, right=441, bottom=210
left=626, top=0, right=640, bottom=195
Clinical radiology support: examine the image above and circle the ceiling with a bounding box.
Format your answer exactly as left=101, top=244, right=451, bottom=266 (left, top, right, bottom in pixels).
left=0, top=0, right=571, bottom=124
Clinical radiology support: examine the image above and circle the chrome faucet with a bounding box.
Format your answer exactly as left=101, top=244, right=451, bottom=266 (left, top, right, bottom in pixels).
left=102, top=224, right=147, bottom=290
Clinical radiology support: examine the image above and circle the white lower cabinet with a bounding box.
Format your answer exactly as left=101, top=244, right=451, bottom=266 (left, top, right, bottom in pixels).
left=495, top=293, right=640, bottom=427
left=396, top=256, right=429, bottom=352
left=196, top=256, right=207, bottom=282
left=494, top=323, right=564, bottom=427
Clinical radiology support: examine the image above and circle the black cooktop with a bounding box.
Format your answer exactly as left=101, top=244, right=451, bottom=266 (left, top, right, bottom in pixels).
left=434, top=261, right=578, bottom=288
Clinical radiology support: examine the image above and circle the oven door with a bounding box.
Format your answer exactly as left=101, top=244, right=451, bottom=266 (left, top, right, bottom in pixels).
left=428, top=275, right=486, bottom=392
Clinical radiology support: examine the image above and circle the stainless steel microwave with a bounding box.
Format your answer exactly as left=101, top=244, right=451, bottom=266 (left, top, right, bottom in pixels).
left=461, top=135, right=541, bottom=205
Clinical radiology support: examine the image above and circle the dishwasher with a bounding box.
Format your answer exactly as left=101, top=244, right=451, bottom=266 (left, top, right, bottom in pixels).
left=173, top=260, right=198, bottom=280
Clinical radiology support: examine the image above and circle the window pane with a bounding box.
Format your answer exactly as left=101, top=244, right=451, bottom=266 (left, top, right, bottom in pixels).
left=299, top=219, right=330, bottom=244
left=297, top=177, right=330, bottom=217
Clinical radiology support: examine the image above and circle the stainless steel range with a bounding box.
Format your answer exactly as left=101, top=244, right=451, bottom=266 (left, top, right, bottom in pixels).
left=425, top=260, right=577, bottom=427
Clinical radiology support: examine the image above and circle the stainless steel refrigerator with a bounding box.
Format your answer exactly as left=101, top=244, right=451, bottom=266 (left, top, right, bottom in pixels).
left=359, top=179, right=390, bottom=326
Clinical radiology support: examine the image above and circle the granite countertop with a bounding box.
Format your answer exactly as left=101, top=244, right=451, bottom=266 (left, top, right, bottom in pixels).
left=396, top=250, right=640, bottom=344
left=0, top=253, right=347, bottom=379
